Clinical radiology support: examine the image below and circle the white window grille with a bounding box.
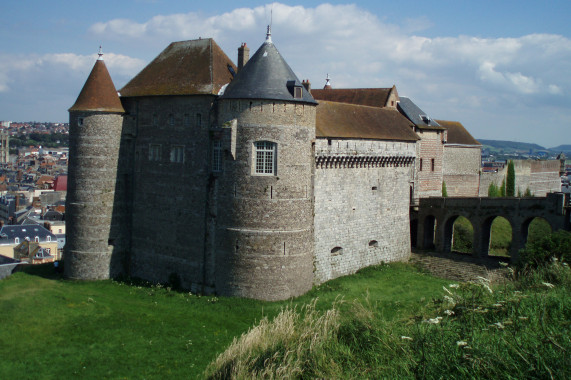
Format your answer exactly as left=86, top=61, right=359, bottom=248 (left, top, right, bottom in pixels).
left=254, top=141, right=276, bottom=175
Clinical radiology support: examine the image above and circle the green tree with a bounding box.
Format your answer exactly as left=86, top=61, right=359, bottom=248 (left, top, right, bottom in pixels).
left=500, top=178, right=506, bottom=197
left=506, top=160, right=515, bottom=197
left=488, top=182, right=499, bottom=197
left=442, top=181, right=448, bottom=197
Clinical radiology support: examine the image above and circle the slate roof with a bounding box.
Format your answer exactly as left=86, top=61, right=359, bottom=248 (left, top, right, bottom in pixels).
left=397, top=97, right=444, bottom=130
left=220, top=33, right=317, bottom=104
left=69, top=57, right=125, bottom=113
left=435, top=120, right=481, bottom=146
left=0, top=225, right=57, bottom=245
left=316, top=101, right=419, bottom=141
left=120, top=38, right=236, bottom=97
left=311, top=87, right=394, bottom=108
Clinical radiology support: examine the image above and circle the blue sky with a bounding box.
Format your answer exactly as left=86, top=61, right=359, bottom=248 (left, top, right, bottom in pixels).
left=1, top=0, right=570, bottom=148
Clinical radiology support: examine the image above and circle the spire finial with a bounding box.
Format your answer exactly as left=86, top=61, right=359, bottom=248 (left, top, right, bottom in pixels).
left=97, top=46, right=103, bottom=60
left=266, top=25, right=272, bottom=43
left=324, top=74, right=332, bottom=89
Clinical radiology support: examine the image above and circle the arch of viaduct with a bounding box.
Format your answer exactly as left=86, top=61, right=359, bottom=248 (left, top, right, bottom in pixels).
left=412, top=193, right=571, bottom=261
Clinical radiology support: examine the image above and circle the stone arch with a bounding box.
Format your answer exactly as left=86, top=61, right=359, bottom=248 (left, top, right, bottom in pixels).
left=423, top=215, right=436, bottom=249
left=521, top=216, right=552, bottom=248
left=443, top=215, right=475, bottom=254
left=480, top=215, right=513, bottom=258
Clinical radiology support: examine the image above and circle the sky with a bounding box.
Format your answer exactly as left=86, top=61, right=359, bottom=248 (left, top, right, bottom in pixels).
left=1, top=0, right=570, bottom=148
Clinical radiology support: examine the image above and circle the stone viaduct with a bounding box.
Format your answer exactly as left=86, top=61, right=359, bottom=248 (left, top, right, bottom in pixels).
left=412, top=193, right=571, bottom=261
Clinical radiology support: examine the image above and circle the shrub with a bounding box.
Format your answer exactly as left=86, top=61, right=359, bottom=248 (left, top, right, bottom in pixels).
left=442, top=181, right=448, bottom=197
left=519, top=230, right=571, bottom=271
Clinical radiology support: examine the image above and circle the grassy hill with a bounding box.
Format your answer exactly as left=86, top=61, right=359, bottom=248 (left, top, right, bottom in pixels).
left=1, top=258, right=569, bottom=379
left=478, top=139, right=571, bottom=156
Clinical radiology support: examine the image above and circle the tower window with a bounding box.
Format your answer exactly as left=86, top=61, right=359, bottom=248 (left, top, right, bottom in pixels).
left=254, top=141, right=276, bottom=175
left=431, top=158, right=435, bottom=171
left=419, top=158, right=423, bottom=171
left=149, top=144, right=161, bottom=161
left=170, top=145, right=184, bottom=163
left=212, top=140, right=222, bottom=172
left=77, top=117, right=84, bottom=126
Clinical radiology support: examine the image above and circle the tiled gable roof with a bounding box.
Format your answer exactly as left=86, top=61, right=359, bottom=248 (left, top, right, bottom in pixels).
left=435, top=120, right=481, bottom=146
left=120, top=38, right=236, bottom=97
left=312, top=88, right=393, bottom=108
left=316, top=101, right=419, bottom=141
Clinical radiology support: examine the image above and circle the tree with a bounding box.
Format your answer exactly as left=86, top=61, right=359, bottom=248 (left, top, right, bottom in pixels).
left=500, top=178, right=506, bottom=197
left=442, top=181, right=448, bottom=197
left=506, top=160, right=515, bottom=197
left=488, top=182, right=499, bottom=198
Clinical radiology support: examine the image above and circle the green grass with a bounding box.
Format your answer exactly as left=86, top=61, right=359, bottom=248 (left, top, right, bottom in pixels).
left=207, top=264, right=571, bottom=379
left=0, top=262, right=449, bottom=379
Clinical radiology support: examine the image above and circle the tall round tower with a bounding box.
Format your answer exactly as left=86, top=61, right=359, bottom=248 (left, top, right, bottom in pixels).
left=65, top=50, right=125, bottom=279
left=215, top=27, right=317, bottom=300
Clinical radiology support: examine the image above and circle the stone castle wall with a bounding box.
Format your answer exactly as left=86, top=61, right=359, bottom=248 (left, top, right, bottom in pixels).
left=313, top=138, right=415, bottom=283
left=414, top=129, right=444, bottom=202
left=65, top=111, right=124, bottom=279
left=443, top=145, right=481, bottom=197
left=122, top=96, right=216, bottom=292
left=214, top=99, right=316, bottom=300
left=479, top=159, right=561, bottom=197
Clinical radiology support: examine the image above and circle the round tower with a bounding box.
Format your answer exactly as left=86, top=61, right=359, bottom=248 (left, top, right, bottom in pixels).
left=215, top=27, right=317, bottom=300
left=65, top=49, right=125, bottom=279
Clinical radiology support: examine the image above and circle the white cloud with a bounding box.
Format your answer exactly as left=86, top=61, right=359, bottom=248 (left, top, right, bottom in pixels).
left=3, top=2, right=571, bottom=145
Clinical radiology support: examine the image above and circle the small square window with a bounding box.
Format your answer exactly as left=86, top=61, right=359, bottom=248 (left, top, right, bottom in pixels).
left=78, top=117, right=84, bottom=126
left=149, top=144, right=161, bottom=161
left=170, top=145, right=184, bottom=163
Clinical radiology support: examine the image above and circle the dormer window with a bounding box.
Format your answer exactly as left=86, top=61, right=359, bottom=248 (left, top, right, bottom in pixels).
left=294, top=86, right=303, bottom=99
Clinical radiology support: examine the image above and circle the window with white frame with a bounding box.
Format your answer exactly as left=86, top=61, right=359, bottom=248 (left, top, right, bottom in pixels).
left=47, top=236, right=51, bottom=242
left=35, top=236, right=39, bottom=242
left=212, top=140, right=222, bottom=172
left=149, top=144, right=161, bottom=161
left=170, top=145, right=184, bottom=163
left=254, top=141, right=276, bottom=175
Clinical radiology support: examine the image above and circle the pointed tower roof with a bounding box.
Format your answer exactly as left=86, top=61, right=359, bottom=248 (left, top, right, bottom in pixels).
left=69, top=51, right=124, bottom=113
left=220, top=27, right=317, bottom=104
left=120, top=38, right=236, bottom=97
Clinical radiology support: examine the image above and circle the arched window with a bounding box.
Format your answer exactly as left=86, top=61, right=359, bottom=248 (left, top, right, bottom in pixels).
left=14, top=237, right=19, bottom=244
left=331, top=246, right=343, bottom=256
left=47, top=236, right=51, bottom=242
left=254, top=141, right=277, bottom=175
left=369, top=240, right=378, bottom=247
left=35, top=236, right=40, bottom=242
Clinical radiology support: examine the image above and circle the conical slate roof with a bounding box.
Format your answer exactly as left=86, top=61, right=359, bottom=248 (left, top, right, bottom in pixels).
left=69, top=57, right=124, bottom=113
left=120, top=38, right=236, bottom=97
left=220, top=32, right=317, bottom=104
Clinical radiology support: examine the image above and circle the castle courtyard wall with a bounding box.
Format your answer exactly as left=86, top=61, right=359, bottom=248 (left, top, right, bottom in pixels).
left=443, top=145, right=481, bottom=197
left=313, top=138, right=415, bottom=283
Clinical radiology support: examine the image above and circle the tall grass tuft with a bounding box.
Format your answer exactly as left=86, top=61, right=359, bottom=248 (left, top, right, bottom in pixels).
left=205, top=299, right=342, bottom=379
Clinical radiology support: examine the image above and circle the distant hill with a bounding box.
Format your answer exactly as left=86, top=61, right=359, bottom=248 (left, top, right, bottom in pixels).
left=550, top=145, right=571, bottom=154
left=478, top=139, right=546, bottom=153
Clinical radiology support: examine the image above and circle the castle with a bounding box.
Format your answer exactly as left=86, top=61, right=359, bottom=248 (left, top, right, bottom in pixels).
left=66, top=28, right=508, bottom=300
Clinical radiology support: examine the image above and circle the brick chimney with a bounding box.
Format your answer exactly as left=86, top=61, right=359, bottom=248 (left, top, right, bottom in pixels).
left=237, top=43, right=250, bottom=72
left=302, top=79, right=311, bottom=93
